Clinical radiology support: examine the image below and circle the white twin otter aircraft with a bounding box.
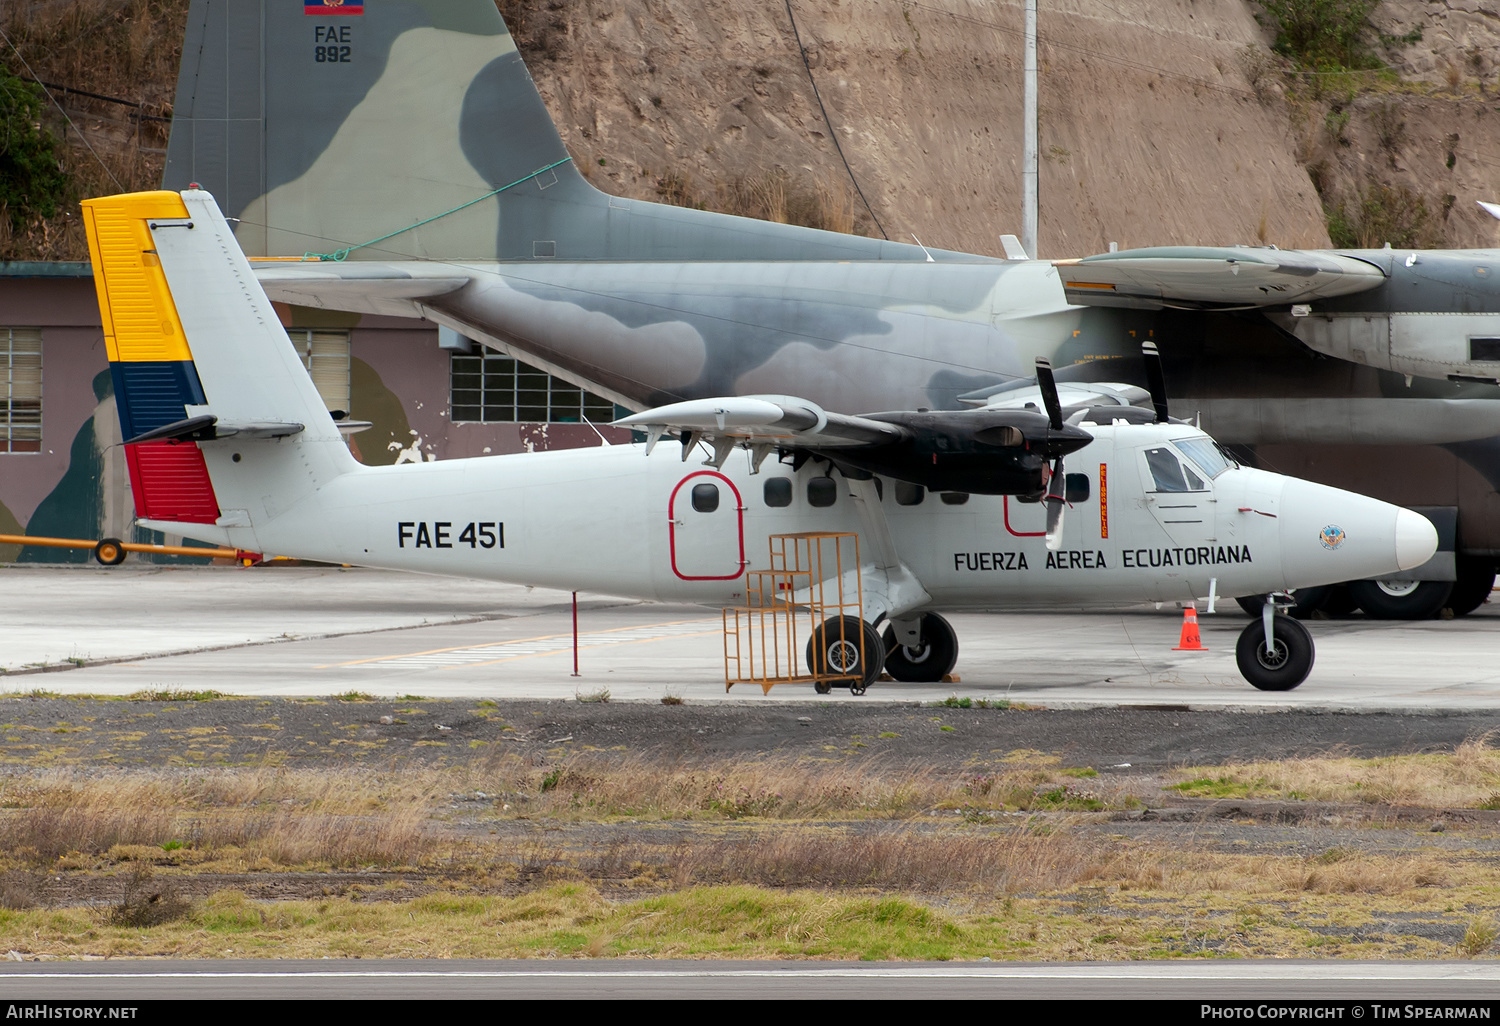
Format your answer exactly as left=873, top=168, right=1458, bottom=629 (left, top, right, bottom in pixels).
left=85, top=190, right=1436, bottom=694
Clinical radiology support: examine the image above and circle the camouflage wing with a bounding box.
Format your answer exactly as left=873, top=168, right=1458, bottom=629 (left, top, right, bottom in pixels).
left=1055, top=247, right=1387, bottom=310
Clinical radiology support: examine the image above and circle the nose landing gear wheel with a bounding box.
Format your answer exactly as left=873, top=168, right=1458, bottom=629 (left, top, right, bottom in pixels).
left=881, top=613, right=959, bottom=683
left=806, top=615, right=884, bottom=695
left=1235, top=615, right=1315, bottom=691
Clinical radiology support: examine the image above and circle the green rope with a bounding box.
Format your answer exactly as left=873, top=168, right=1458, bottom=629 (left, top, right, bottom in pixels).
left=302, top=157, right=574, bottom=261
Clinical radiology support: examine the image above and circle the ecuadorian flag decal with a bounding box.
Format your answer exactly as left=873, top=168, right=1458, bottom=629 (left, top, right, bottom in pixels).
left=305, top=1, right=364, bottom=14
left=81, top=192, right=221, bottom=526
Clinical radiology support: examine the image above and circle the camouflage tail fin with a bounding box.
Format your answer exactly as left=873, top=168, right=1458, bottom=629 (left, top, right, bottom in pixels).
left=164, top=1, right=923, bottom=263
left=165, top=0, right=587, bottom=260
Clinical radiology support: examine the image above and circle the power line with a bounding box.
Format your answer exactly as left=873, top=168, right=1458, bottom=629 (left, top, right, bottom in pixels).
left=784, top=0, right=889, bottom=239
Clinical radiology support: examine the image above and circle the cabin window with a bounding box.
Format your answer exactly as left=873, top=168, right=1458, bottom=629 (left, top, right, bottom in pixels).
left=940, top=491, right=969, bottom=506
left=0, top=328, right=41, bottom=453
left=1144, top=446, right=1206, bottom=492
left=807, top=476, right=838, bottom=507
left=691, top=483, right=720, bottom=513
left=285, top=328, right=351, bottom=415
left=451, top=351, right=616, bottom=424
left=763, top=478, right=792, bottom=507
left=1173, top=436, right=1233, bottom=479
left=895, top=481, right=924, bottom=506
left=1065, top=473, right=1090, bottom=503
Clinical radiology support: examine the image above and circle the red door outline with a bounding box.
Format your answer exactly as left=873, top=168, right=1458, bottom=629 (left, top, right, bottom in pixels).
left=1003, top=495, right=1046, bottom=537
left=668, top=470, right=747, bottom=581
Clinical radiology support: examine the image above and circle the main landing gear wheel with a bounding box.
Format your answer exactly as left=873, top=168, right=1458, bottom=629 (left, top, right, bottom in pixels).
left=1235, top=614, right=1315, bottom=691
left=93, top=538, right=126, bottom=566
left=881, top=613, right=959, bottom=683
left=1347, top=577, right=1454, bottom=620
left=806, top=616, right=884, bottom=695
left=1444, top=558, right=1497, bottom=618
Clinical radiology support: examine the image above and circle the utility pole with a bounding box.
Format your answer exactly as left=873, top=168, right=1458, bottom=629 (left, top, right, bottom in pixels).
left=1022, top=0, right=1039, bottom=260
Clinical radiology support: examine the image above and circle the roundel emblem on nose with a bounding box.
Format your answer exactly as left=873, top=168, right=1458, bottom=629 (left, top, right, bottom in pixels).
left=1319, top=525, right=1346, bottom=550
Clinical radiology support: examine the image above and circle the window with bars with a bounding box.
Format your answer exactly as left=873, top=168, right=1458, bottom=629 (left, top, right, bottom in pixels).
left=285, top=328, right=351, bottom=415
left=451, top=352, right=615, bottom=424
left=1, top=328, right=42, bottom=454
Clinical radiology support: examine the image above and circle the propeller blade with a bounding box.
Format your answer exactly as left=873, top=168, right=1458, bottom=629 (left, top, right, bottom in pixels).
left=1035, top=357, right=1064, bottom=431
left=1044, top=457, right=1066, bottom=551
left=1142, top=341, right=1169, bottom=423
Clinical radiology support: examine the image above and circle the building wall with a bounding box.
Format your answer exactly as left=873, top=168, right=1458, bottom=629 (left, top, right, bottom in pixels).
left=0, top=274, right=626, bottom=563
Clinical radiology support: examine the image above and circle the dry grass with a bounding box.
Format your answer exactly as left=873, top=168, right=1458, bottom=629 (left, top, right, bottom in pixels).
left=0, top=754, right=1490, bottom=959
left=573, top=824, right=1101, bottom=894
left=1168, top=734, right=1500, bottom=808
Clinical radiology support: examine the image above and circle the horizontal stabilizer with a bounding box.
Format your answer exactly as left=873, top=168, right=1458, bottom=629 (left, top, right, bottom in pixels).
left=1055, top=246, right=1386, bottom=310
left=251, top=262, right=471, bottom=318
left=124, top=415, right=305, bottom=446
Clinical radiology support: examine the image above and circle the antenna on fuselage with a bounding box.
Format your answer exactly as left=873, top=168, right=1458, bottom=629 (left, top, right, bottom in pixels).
left=1142, top=341, right=1170, bottom=423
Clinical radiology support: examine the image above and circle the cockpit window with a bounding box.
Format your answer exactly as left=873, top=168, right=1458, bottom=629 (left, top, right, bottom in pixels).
left=1144, top=446, right=1204, bottom=492
left=1174, top=436, right=1234, bottom=479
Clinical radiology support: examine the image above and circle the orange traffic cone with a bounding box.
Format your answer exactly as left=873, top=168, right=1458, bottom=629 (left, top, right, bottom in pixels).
left=1173, top=605, right=1207, bottom=651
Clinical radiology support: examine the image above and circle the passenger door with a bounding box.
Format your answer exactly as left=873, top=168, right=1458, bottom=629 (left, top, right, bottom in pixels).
left=668, top=471, right=746, bottom=580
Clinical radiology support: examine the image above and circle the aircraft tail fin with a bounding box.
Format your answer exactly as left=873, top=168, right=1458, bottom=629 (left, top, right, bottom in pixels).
left=82, top=189, right=357, bottom=543
left=163, top=1, right=929, bottom=263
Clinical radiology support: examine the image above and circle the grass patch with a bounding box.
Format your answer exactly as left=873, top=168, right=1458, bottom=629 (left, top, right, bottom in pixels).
left=126, top=689, right=224, bottom=703
left=1168, top=735, right=1500, bottom=807
left=332, top=691, right=376, bottom=703
left=934, top=696, right=1008, bottom=710
left=0, top=880, right=1486, bottom=961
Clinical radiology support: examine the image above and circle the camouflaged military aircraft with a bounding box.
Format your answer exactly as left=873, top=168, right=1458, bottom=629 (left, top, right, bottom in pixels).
left=82, top=188, right=1436, bottom=692
left=162, top=0, right=1500, bottom=622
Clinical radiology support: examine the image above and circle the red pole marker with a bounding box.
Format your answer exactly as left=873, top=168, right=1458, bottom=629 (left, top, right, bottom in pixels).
left=572, top=590, right=580, bottom=676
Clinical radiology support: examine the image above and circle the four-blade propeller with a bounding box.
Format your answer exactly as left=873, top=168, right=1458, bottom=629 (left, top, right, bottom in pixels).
left=1034, top=356, right=1069, bottom=552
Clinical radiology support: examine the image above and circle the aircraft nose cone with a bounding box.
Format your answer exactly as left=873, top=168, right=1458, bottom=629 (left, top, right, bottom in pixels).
left=1395, top=508, right=1438, bottom=571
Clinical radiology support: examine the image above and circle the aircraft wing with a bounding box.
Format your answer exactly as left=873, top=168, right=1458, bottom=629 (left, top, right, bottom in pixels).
left=613, top=396, right=907, bottom=451
left=250, top=261, right=470, bottom=317
left=1054, top=246, right=1387, bottom=310
left=612, top=390, right=1093, bottom=501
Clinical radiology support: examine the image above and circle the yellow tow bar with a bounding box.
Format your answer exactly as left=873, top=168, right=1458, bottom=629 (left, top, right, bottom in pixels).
left=0, top=534, right=262, bottom=566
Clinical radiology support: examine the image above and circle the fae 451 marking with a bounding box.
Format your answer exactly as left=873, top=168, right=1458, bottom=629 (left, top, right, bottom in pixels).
left=398, top=522, right=504, bottom=549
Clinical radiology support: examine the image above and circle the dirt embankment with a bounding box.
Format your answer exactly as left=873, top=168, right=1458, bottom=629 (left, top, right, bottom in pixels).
left=512, top=0, right=1330, bottom=256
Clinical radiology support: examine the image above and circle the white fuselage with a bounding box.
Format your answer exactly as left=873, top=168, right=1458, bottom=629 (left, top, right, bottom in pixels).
left=197, top=421, right=1423, bottom=613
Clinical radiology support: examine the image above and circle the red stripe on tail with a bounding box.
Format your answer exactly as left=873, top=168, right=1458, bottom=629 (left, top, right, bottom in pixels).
left=124, top=442, right=221, bottom=524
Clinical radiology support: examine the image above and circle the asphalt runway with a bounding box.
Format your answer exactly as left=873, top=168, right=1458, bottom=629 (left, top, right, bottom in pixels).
left=4, top=566, right=1498, bottom=710
left=0, top=960, right=1498, bottom=1000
